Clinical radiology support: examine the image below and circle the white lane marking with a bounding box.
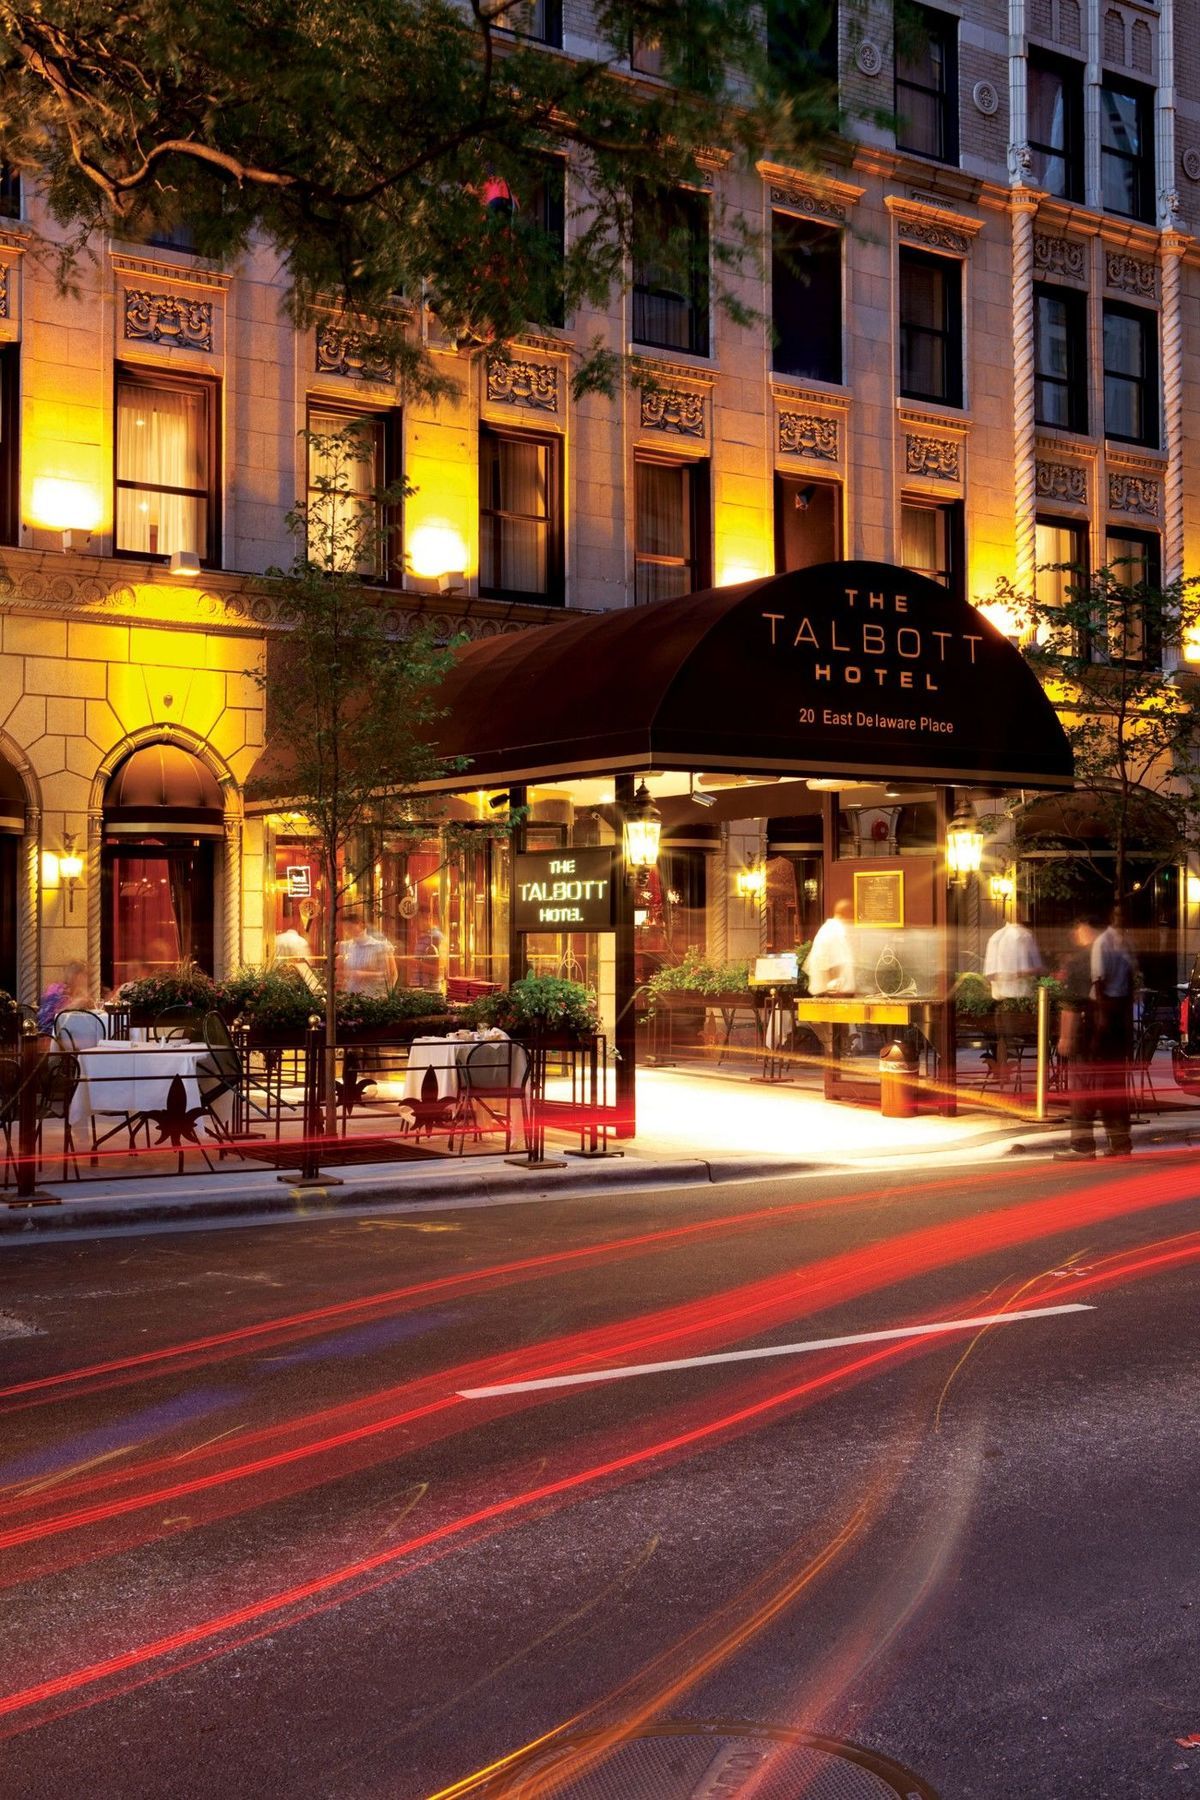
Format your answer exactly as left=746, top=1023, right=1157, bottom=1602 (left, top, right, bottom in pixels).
left=457, top=1303, right=1095, bottom=1399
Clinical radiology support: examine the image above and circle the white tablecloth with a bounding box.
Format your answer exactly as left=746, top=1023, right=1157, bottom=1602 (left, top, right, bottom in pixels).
left=69, top=1041, right=222, bottom=1133
left=402, top=1033, right=510, bottom=1103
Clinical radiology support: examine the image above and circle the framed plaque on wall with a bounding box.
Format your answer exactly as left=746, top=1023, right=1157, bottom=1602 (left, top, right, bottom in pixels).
left=853, top=869, right=904, bottom=928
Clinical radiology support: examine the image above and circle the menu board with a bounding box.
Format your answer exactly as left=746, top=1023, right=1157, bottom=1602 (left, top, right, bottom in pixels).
left=853, top=869, right=904, bottom=928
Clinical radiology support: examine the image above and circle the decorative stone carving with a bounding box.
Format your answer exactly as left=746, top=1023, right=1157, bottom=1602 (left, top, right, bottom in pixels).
left=905, top=434, right=959, bottom=481
left=768, top=184, right=846, bottom=223
left=1105, top=251, right=1157, bottom=299
left=854, top=40, right=882, bottom=75
left=315, top=322, right=393, bottom=383
left=898, top=217, right=972, bottom=256
left=486, top=358, right=559, bottom=412
left=640, top=387, right=705, bottom=437
left=1033, top=234, right=1086, bottom=281
left=972, top=80, right=1000, bottom=116
left=1109, top=473, right=1160, bottom=517
left=778, top=412, right=838, bottom=460
left=0, top=264, right=9, bottom=320
left=1036, top=460, right=1088, bottom=504
left=1182, top=147, right=1200, bottom=183
left=123, top=289, right=213, bottom=351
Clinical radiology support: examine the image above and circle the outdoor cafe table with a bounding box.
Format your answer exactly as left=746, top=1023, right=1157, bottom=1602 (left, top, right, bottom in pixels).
left=68, top=1040, right=229, bottom=1140
left=401, top=1031, right=511, bottom=1104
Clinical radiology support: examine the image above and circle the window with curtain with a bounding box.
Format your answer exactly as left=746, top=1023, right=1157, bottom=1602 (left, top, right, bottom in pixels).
left=772, top=213, right=842, bottom=382
left=306, top=406, right=396, bottom=578
left=1103, top=303, right=1157, bottom=445
left=479, top=426, right=562, bottom=602
left=1028, top=52, right=1083, bottom=200
left=1035, top=518, right=1087, bottom=611
left=1105, top=528, right=1161, bottom=666
left=895, top=4, right=957, bottom=164
left=901, top=499, right=962, bottom=599
left=496, top=0, right=562, bottom=45
left=632, top=191, right=709, bottom=356
left=0, top=347, right=17, bottom=548
left=115, top=372, right=214, bottom=562
left=1034, top=285, right=1088, bottom=432
left=899, top=249, right=962, bottom=406
left=634, top=457, right=709, bottom=603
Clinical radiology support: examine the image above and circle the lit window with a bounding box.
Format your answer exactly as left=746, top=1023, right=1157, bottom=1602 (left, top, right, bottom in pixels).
left=115, top=372, right=214, bottom=563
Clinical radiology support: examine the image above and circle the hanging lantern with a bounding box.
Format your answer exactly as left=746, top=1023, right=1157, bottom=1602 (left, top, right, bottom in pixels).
left=735, top=866, right=766, bottom=900
left=946, top=795, right=984, bottom=883
left=623, top=781, right=662, bottom=871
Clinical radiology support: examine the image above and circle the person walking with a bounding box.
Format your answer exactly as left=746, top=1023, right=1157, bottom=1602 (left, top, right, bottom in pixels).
left=1055, top=912, right=1134, bottom=1160
left=805, top=898, right=856, bottom=1064
left=984, top=914, right=1043, bottom=1001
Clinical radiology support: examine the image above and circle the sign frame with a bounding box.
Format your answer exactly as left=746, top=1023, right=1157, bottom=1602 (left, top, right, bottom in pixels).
left=853, top=869, right=905, bottom=928
left=512, top=847, right=617, bottom=933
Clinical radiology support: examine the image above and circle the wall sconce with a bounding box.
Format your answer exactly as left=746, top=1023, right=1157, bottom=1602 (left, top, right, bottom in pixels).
left=168, top=549, right=201, bottom=577
left=1187, top=872, right=1200, bottom=907
left=29, top=476, right=103, bottom=550
left=622, top=781, right=662, bottom=874
left=946, top=796, right=984, bottom=885
left=408, top=522, right=468, bottom=589
left=736, top=866, right=766, bottom=900
left=989, top=871, right=1015, bottom=902
left=58, top=835, right=83, bottom=912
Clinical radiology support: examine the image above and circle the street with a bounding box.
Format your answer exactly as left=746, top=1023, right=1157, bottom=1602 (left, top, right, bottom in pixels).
left=2, top=1153, right=1199, bottom=1799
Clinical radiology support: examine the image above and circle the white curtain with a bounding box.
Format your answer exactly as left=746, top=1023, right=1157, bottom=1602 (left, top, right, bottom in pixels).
left=307, top=410, right=376, bottom=570
left=635, top=462, right=690, bottom=603
left=482, top=437, right=547, bottom=594
left=116, top=382, right=206, bottom=556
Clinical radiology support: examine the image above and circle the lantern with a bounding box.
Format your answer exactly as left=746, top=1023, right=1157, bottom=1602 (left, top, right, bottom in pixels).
left=623, top=781, right=662, bottom=871
left=946, top=796, right=984, bottom=883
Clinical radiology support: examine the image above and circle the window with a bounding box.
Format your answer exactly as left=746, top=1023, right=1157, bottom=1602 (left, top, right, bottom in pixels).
left=1101, top=79, right=1154, bottom=222
left=899, top=248, right=962, bottom=407
left=634, top=456, right=710, bottom=603
left=1028, top=52, right=1083, bottom=200
left=767, top=0, right=837, bottom=91
left=1104, top=529, right=1161, bottom=665
left=0, top=348, right=17, bottom=549
left=776, top=475, right=840, bottom=572
left=895, top=5, right=957, bottom=164
left=1034, top=285, right=1088, bottom=432
left=772, top=214, right=841, bottom=383
left=525, top=161, right=566, bottom=329
left=632, top=191, right=709, bottom=356
left=631, top=31, right=665, bottom=76
left=479, top=425, right=563, bottom=603
left=901, top=499, right=963, bottom=600
left=1103, top=303, right=1157, bottom=445
left=306, top=405, right=400, bottom=581
left=0, top=167, right=20, bottom=221
left=497, top=0, right=562, bottom=46
left=115, top=369, right=216, bottom=564
left=1035, top=517, right=1087, bottom=613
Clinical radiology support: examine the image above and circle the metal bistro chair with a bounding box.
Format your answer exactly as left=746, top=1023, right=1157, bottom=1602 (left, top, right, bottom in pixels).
left=450, top=1040, right=531, bottom=1156
left=1131, top=1024, right=1162, bottom=1113
left=52, top=1009, right=106, bottom=1051
left=0, top=1052, right=20, bottom=1186
left=150, top=1005, right=204, bottom=1043
left=196, top=1010, right=245, bottom=1147
left=36, top=1051, right=81, bottom=1182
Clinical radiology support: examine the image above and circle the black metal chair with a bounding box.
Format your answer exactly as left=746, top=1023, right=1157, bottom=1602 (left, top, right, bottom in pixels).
left=1132, top=1026, right=1162, bottom=1111
left=150, top=1005, right=204, bottom=1043
left=0, top=1052, right=21, bottom=1185
left=103, top=1002, right=131, bottom=1040
left=36, top=1051, right=81, bottom=1181
left=196, top=1010, right=245, bottom=1146
left=53, top=1009, right=106, bottom=1052
left=450, top=1040, right=531, bottom=1155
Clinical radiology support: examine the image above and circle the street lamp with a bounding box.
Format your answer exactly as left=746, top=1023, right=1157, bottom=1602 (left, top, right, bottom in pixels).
left=622, top=781, right=662, bottom=874
left=946, top=796, right=984, bottom=885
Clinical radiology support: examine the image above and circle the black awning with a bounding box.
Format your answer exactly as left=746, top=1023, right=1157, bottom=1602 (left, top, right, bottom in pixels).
left=104, top=743, right=225, bottom=837
left=248, top=561, right=1074, bottom=801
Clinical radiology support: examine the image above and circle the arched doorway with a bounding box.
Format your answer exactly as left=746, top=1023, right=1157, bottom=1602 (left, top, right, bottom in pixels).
left=101, top=744, right=225, bottom=989
left=0, top=753, right=24, bottom=995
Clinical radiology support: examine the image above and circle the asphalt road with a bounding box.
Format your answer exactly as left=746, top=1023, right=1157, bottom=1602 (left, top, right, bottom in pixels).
left=1, top=1150, right=1199, bottom=1800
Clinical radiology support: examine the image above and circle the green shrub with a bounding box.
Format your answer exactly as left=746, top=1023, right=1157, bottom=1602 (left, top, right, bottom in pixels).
left=466, top=975, right=599, bottom=1038
left=218, top=965, right=316, bottom=1032
left=120, top=962, right=222, bottom=1013
left=645, top=947, right=753, bottom=999
left=337, top=985, right=448, bottom=1029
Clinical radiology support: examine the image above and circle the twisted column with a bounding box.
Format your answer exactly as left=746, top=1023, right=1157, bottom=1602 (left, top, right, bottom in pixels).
left=1011, top=190, right=1039, bottom=597
left=1161, top=232, right=1188, bottom=590
left=20, top=816, right=39, bottom=1005
left=86, top=810, right=103, bottom=985
left=223, top=813, right=242, bottom=978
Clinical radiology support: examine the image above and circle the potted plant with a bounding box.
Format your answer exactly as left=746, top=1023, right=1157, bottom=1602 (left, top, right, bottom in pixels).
left=465, top=975, right=600, bottom=1045
left=118, top=962, right=224, bottom=1027
left=336, top=984, right=454, bottom=1042
left=218, top=965, right=318, bottom=1044
left=644, top=948, right=756, bottom=1047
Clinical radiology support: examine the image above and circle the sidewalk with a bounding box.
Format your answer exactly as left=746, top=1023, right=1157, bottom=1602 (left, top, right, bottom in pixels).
left=4, top=1057, right=1196, bottom=1237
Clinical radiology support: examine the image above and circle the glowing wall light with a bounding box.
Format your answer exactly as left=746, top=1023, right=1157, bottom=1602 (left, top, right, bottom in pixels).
left=735, top=866, right=766, bottom=900
left=29, top=476, right=103, bottom=542
left=408, top=522, right=467, bottom=584
left=946, top=796, right=984, bottom=884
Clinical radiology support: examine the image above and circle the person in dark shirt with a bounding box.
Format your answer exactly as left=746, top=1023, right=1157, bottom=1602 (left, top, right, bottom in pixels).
left=1055, top=913, right=1134, bottom=1160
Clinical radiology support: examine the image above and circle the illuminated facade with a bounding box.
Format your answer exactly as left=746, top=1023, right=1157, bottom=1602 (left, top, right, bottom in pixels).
left=1, top=0, right=1198, bottom=1006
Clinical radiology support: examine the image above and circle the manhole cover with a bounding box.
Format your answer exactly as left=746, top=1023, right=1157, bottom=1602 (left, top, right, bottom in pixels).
left=480, top=1718, right=938, bottom=1799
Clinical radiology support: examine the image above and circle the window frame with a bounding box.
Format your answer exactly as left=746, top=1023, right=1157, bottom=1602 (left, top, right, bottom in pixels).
left=495, top=0, right=562, bottom=47
left=900, top=496, right=964, bottom=603
left=1100, top=77, right=1154, bottom=223
left=478, top=421, right=564, bottom=606
left=1103, top=526, right=1162, bottom=667
left=632, top=190, right=710, bottom=358
left=1102, top=300, right=1158, bottom=447
left=1027, top=50, right=1084, bottom=202
left=304, top=399, right=403, bottom=586
left=0, top=346, right=17, bottom=549
left=895, top=3, right=958, bottom=166
left=898, top=246, right=963, bottom=409
left=633, top=452, right=711, bottom=604
left=113, top=363, right=220, bottom=568
left=1034, top=283, right=1089, bottom=434
left=771, top=211, right=842, bottom=384
left=774, top=474, right=842, bottom=574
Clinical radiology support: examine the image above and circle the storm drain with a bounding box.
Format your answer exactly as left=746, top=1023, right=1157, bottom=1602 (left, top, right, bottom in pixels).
left=482, top=1718, right=938, bottom=1799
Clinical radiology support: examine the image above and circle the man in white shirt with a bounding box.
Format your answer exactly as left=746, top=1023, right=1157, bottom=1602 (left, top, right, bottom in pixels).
left=806, top=898, right=856, bottom=996
left=984, top=916, right=1043, bottom=1001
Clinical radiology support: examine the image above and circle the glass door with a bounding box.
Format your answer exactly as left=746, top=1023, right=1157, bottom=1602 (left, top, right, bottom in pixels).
left=102, top=840, right=215, bottom=991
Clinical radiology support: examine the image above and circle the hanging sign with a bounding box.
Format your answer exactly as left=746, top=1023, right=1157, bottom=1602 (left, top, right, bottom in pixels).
left=513, top=848, right=616, bottom=932
left=286, top=865, right=313, bottom=898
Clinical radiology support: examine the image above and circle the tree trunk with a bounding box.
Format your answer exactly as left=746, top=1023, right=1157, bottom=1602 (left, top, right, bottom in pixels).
left=323, top=854, right=339, bottom=1139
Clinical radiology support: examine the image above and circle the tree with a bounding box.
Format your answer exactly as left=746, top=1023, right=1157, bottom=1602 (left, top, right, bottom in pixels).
left=984, top=560, right=1200, bottom=917
left=249, top=422, right=460, bottom=1134
left=0, top=0, right=845, bottom=397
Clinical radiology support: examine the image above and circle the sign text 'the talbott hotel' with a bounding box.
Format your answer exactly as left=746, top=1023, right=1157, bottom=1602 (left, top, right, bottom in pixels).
left=512, top=849, right=616, bottom=932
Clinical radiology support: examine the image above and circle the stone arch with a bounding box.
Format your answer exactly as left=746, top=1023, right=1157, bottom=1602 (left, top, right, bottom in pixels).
left=1130, top=18, right=1152, bottom=75
left=88, top=725, right=244, bottom=984
left=1104, top=8, right=1126, bottom=66
left=1055, top=0, right=1080, bottom=50
left=0, top=729, right=45, bottom=1005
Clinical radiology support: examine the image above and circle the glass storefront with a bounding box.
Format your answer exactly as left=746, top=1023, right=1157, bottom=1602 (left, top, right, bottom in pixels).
left=102, top=840, right=215, bottom=990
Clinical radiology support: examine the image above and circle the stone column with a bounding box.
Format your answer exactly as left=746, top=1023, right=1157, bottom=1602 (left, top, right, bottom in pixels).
left=223, top=814, right=242, bottom=978
left=86, top=810, right=103, bottom=985
left=1161, top=231, right=1189, bottom=591
left=1011, top=189, right=1039, bottom=597
left=20, top=817, right=40, bottom=1006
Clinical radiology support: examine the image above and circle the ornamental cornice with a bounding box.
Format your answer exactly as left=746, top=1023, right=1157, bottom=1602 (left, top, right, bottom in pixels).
left=1035, top=457, right=1089, bottom=505
left=769, top=379, right=851, bottom=411
left=756, top=161, right=865, bottom=218
left=109, top=250, right=232, bottom=293
left=896, top=405, right=971, bottom=436
left=885, top=194, right=985, bottom=252
left=1106, top=446, right=1168, bottom=473
left=486, top=355, right=561, bottom=414
left=631, top=355, right=715, bottom=389
left=1104, top=249, right=1158, bottom=299
left=1032, top=233, right=1088, bottom=281
left=904, top=433, right=960, bottom=481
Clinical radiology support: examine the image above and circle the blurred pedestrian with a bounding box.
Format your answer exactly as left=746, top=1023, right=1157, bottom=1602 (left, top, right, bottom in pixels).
left=38, top=960, right=92, bottom=1034
left=984, top=913, right=1043, bottom=1001
left=806, top=898, right=855, bottom=1064
left=1055, top=912, right=1134, bottom=1160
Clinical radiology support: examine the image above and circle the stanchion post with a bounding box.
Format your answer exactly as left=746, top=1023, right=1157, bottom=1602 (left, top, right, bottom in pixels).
left=1035, top=982, right=1049, bottom=1122
left=16, top=1018, right=39, bottom=1198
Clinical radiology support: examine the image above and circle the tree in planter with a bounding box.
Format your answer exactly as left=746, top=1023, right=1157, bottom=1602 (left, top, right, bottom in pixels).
left=983, top=560, right=1200, bottom=919
left=0, top=0, right=848, bottom=400
left=249, top=422, right=460, bottom=1134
